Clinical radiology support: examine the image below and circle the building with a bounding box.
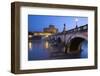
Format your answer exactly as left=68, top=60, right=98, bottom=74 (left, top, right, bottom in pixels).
left=43, top=25, right=58, bottom=33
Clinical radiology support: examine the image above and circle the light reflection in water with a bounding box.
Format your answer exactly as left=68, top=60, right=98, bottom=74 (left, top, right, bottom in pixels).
left=28, top=42, right=32, bottom=49
left=44, top=41, right=49, bottom=48
left=28, top=38, right=88, bottom=60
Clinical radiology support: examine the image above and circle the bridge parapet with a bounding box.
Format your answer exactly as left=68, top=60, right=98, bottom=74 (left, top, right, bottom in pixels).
left=50, top=24, right=88, bottom=36
left=65, top=24, right=88, bottom=34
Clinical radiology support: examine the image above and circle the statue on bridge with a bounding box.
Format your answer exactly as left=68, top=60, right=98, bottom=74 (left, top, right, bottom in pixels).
left=63, top=24, right=67, bottom=46
left=63, top=24, right=66, bottom=33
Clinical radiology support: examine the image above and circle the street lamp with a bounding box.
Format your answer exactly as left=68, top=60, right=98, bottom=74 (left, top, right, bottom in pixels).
left=63, top=24, right=66, bottom=41
left=63, top=24, right=66, bottom=52
left=75, top=18, right=78, bottom=32
left=75, top=18, right=78, bottom=25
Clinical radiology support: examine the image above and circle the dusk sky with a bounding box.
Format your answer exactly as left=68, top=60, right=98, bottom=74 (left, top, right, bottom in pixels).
left=28, top=15, right=88, bottom=32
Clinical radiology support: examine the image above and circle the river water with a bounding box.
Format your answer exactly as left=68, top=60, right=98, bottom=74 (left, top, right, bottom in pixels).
left=28, top=39, right=88, bottom=61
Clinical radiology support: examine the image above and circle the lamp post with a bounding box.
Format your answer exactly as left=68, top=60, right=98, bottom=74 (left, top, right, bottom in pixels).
left=75, top=18, right=78, bottom=32
left=63, top=24, right=66, bottom=43
left=75, top=18, right=78, bottom=25
left=63, top=24, right=66, bottom=52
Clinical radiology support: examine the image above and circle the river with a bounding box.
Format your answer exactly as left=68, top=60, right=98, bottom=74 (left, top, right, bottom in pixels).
left=28, top=39, right=88, bottom=61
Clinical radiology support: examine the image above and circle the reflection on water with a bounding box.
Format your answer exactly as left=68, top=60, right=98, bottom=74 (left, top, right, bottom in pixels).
left=28, top=39, right=88, bottom=61
left=80, top=40, right=88, bottom=58
left=28, top=42, right=32, bottom=49
left=44, top=41, right=49, bottom=49
left=28, top=40, right=50, bottom=60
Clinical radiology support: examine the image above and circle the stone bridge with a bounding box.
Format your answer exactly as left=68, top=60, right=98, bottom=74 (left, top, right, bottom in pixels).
left=49, top=24, right=88, bottom=54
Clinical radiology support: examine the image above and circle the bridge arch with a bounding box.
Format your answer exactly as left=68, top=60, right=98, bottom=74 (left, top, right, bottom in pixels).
left=66, top=34, right=87, bottom=54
